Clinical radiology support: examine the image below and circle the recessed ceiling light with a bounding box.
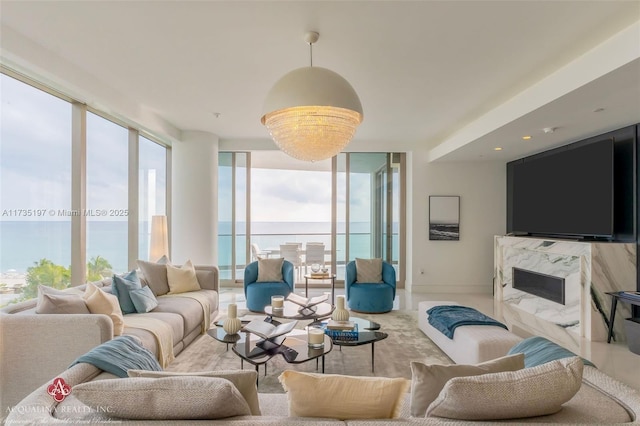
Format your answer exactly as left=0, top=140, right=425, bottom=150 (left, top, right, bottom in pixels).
left=212, top=112, right=221, bottom=118
left=522, top=135, right=532, bottom=140
left=494, top=147, right=503, bottom=151
left=593, top=108, right=605, bottom=113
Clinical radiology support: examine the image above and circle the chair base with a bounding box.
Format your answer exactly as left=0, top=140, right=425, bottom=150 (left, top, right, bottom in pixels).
left=347, top=283, right=394, bottom=313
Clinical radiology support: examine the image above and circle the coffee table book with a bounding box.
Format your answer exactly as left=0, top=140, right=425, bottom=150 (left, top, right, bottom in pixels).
left=242, top=319, right=297, bottom=340
left=286, top=292, right=328, bottom=308
left=326, top=320, right=355, bottom=330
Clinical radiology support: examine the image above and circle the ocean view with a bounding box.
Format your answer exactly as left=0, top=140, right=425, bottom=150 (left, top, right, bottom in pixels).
left=1, top=220, right=399, bottom=277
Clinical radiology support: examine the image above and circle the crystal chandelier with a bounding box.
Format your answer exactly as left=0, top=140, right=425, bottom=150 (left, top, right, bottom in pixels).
left=261, top=32, right=363, bottom=162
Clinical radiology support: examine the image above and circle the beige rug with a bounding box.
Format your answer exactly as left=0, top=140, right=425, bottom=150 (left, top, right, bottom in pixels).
left=165, top=310, right=452, bottom=393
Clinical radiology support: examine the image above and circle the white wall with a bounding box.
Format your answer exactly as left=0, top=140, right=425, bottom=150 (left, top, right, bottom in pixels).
left=171, top=131, right=219, bottom=265
left=409, top=153, right=506, bottom=294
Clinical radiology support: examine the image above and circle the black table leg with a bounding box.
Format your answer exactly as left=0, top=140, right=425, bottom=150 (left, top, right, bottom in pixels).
left=305, top=277, right=309, bottom=297
left=371, top=342, right=375, bottom=372
left=322, top=355, right=325, bottom=373
left=608, top=297, right=618, bottom=343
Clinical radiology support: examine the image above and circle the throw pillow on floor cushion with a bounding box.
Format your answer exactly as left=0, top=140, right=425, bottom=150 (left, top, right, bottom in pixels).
left=410, top=353, right=524, bottom=417
left=426, top=356, right=583, bottom=420
left=127, top=369, right=260, bottom=415
left=72, top=376, right=251, bottom=420
left=278, top=370, right=409, bottom=420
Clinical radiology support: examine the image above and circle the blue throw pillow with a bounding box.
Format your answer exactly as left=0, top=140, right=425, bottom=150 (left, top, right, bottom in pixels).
left=112, top=269, right=142, bottom=314
left=507, top=336, right=596, bottom=368
left=129, top=286, right=158, bottom=313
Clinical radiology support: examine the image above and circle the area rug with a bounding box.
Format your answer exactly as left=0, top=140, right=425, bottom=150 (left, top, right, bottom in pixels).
left=165, top=310, right=452, bottom=393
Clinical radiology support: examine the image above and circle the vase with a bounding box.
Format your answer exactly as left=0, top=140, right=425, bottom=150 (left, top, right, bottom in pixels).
left=223, top=303, right=242, bottom=335
left=332, top=295, right=349, bottom=321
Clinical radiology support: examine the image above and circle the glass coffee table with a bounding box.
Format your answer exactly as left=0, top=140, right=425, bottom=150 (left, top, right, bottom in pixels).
left=311, top=317, right=388, bottom=372
left=232, top=329, right=333, bottom=379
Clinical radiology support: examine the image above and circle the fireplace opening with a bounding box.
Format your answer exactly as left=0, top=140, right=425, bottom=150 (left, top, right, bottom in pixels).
left=512, top=267, right=565, bottom=305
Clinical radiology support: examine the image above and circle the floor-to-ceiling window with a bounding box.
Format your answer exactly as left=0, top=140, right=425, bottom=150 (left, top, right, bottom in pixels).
left=218, top=150, right=405, bottom=286
left=0, top=71, right=170, bottom=305
left=0, top=73, right=72, bottom=303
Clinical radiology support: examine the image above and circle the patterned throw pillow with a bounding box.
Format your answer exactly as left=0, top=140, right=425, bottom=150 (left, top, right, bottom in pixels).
left=127, top=369, right=261, bottom=415
left=410, top=353, right=524, bottom=417
left=426, top=357, right=584, bottom=420
left=72, top=376, right=251, bottom=420
left=355, top=258, right=383, bottom=282
left=256, top=257, right=284, bottom=282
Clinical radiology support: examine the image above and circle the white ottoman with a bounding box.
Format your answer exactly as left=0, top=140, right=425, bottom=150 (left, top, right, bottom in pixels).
left=417, top=301, right=522, bottom=364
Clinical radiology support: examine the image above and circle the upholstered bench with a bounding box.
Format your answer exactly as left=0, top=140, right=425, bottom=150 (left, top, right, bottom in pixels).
left=417, top=301, right=523, bottom=364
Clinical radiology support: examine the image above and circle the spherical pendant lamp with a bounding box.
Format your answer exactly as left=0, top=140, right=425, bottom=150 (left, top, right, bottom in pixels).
left=261, top=32, right=363, bottom=162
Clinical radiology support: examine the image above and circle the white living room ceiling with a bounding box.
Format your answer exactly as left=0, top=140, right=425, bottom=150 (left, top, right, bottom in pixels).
left=1, top=1, right=639, bottom=162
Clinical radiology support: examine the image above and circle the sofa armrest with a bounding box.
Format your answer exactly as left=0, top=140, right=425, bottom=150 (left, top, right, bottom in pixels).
left=195, top=265, right=219, bottom=292
left=0, top=313, right=113, bottom=416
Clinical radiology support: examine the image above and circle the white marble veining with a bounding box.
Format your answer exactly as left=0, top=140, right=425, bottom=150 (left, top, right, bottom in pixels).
left=495, top=236, right=636, bottom=348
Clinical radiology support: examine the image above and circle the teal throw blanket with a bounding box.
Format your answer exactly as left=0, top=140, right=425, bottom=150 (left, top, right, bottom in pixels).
left=70, top=335, right=162, bottom=377
left=427, top=305, right=508, bottom=339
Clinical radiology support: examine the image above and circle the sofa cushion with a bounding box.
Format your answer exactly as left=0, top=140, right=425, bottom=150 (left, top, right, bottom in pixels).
left=153, top=296, right=205, bottom=335
left=111, top=269, right=142, bottom=314
left=355, top=258, right=382, bottom=282
left=257, top=257, right=284, bottom=282
left=129, top=286, right=158, bottom=313
left=72, top=376, right=251, bottom=420
left=166, top=260, right=201, bottom=294
left=35, top=293, right=90, bottom=314
left=508, top=335, right=596, bottom=368
left=138, top=256, right=170, bottom=296
left=278, top=370, right=409, bottom=420
left=82, top=283, right=124, bottom=335
left=426, top=356, right=584, bottom=420
left=128, top=369, right=261, bottom=415
left=410, top=353, right=524, bottom=417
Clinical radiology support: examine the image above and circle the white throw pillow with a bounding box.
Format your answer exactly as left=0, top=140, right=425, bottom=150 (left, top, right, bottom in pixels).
left=355, top=258, right=383, bottom=282
left=279, top=370, right=409, bottom=420
left=72, top=376, right=251, bottom=420
left=256, top=257, right=284, bottom=282
left=426, top=356, right=584, bottom=420
left=82, top=282, right=125, bottom=336
left=166, top=260, right=201, bottom=294
left=410, top=353, right=524, bottom=417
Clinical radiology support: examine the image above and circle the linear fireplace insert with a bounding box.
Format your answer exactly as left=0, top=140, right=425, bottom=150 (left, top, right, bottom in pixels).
left=512, top=267, right=565, bottom=305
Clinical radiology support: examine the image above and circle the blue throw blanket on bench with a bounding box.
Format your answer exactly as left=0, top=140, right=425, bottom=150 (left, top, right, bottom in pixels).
left=427, top=305, right=508, bottom=339
left=70, top=335, right=162, bottom=377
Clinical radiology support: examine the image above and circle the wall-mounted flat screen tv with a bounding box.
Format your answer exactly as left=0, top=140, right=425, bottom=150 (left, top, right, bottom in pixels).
left=507, top=137, right=614, bottom=239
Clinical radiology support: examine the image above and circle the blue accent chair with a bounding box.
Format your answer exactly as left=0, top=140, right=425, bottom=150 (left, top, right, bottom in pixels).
left=345, top=260, right=396, bottom=313
left=244, top=260, right=294, bottom=312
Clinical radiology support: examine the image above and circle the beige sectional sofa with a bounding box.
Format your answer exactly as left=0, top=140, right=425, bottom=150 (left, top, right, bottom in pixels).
left=0, top=265, right=219, bottom=417
left=4, top=359, right=640, bottom=424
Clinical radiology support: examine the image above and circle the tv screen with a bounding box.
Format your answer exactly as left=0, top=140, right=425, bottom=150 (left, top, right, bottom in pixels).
left=508, top=137, right=614, bottom=238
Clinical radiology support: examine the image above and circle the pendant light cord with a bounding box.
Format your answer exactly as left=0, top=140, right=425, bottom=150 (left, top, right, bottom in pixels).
left=309, top=42, right=313, bottom=67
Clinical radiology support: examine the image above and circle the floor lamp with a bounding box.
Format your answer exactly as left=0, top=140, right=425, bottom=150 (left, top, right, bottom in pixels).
left=149, top=215, right=168, bottom=262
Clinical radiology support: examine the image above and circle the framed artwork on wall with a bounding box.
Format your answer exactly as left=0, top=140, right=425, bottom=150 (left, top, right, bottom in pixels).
left=429, top=195, right=460, bottom=241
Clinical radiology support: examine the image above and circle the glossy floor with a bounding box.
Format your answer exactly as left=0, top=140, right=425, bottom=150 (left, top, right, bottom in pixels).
left=220, top=287, right=640, bottom=390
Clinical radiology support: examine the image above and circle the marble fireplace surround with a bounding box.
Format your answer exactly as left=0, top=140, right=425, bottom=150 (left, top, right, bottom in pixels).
left=494, top=236, right=636, bottom=353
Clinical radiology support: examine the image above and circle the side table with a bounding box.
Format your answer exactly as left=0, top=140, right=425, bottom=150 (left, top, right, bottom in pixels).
left=606, top=291, right=640, bottom=343
left=304, top=274, right=336, bottom=304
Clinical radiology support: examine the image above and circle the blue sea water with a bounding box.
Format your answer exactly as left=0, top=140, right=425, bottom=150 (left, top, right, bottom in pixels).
left=1, top=220, right=398, bottom=275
